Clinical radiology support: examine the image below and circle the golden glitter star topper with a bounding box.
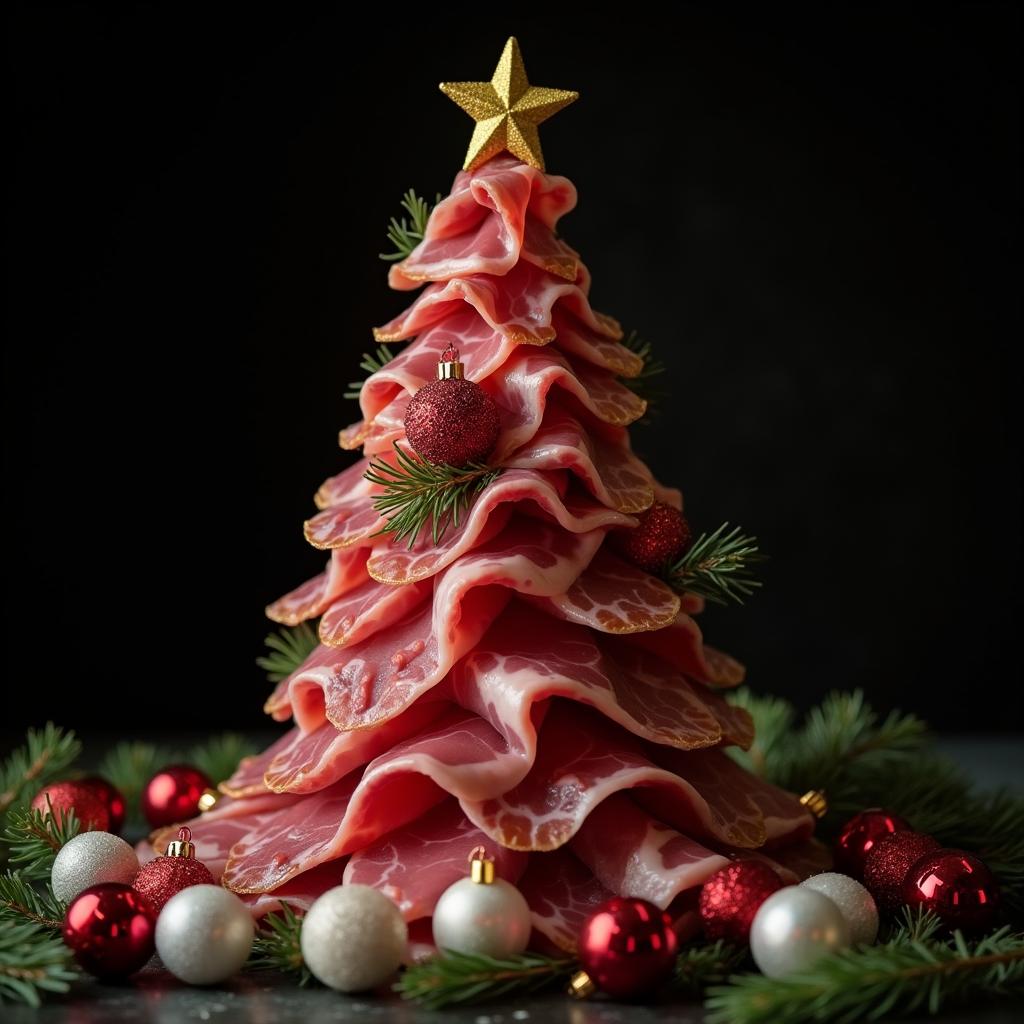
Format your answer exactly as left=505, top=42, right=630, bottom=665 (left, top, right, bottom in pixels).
left=440, top=37, right=578, bottom=172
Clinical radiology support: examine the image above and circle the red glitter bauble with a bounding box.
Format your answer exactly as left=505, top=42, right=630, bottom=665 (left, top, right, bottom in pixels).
left=141, top=765, right=213, bottom=829
left=404, top=378, right=500, bottom=466
left=80, top=776, right=126, bottom=834
left=699, top=861, right=784, bottom=943
left=903, top=849, right=1000, bottom=933
left=578, top=896, right=678, bottom=998
left=615, top=502, right=691, bottom=574
left=31, top=781, right=109, bottom=832
left=863, top=831, right=940, bottom=913
left=833, top=808, right=911, bottom=879
left=134, top=855, right=215, bottom=914
left=62, top=882, right=156, bottom=979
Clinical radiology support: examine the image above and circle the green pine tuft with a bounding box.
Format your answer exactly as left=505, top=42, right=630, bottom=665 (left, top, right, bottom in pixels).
left=256, top=621, right=320, bottom=683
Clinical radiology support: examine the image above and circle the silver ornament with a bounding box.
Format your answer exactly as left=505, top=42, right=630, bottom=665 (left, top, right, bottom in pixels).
left=801, top=872, right=879, bottom=946
left=432, top=877, right=532, bottom=958
left=51, top=831, right=139, bottom=903
left=750, top=886, right=851, bottom=978
left=155, top=884, right=254, bottom=984
left=300, top=885, right=407, bottom=992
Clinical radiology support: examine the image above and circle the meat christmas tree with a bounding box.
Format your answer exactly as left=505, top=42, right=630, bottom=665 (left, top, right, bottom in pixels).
left=152, top=38, right=820, bottom=954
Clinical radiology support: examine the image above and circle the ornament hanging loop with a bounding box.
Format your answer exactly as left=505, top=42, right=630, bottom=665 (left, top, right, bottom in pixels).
left=166, top=826, right=196, bottom=859
left=438, top=344, right=464, bottom=380
left=468, top=844, right=495, bottom=884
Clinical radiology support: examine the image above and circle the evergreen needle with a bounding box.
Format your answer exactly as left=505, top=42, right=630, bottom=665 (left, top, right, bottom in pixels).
left=665, top=522, right=764, bottom=605
left=0, top=919, right=78, bottom=1007
left=256, top=621, right=320, bottom=682
left=248, top=902, right=310, bottom=984
left=0, top=725, right=81, bottom=816
left=344, top=344, right=398, bottom=401
left=2, top=804, right=80, bottom=881
left=365, top=443, right=501, bottom=548
left=620, top=330, right=667, bottom=414
left=379, top=189, right=439, bottom=262
left=0, top=873, right=66, bottom=932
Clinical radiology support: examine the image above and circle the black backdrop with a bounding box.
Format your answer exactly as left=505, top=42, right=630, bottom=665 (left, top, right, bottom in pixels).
left=5, top=4, right=1020, bottom=743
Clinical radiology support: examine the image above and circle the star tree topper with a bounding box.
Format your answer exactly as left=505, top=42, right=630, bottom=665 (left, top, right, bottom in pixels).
left=440, top=37, right=578, bottom=172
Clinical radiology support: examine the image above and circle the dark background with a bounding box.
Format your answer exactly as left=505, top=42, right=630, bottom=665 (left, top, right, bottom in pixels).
left=5, top=4, right=1020, bottom=745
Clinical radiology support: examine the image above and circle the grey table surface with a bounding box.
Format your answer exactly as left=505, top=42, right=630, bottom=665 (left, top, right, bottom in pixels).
left=6, top=735, right=1023, bottom=1024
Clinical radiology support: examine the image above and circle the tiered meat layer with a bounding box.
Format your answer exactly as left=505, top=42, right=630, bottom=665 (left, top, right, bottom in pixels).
left=152, top=155, right=819, bottom=950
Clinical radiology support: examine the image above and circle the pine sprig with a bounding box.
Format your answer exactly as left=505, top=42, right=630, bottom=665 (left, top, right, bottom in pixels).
left=365, top=443, right=502, bottom=547
left=187, top=734, right=258, bottom=786
left=665, top=523, right=764, bottom=605
left=620, top=330, right=667, bottom=411
left=98, top=741, right=172, bottom=828
left=2, top=804, right=80, bottom=881
left=0, top=725, right=81, bottom=816
left=0, top=873, right=66, bottom=932
left=671, top=941, right=746, bottom=996
left=256, top=622, right=320, bottom=683
left=344, top=344, right=397, bottom=401
left=396, top=950, right=575, bottom=1010
left=0, top=919, right=78, bottom=1007
left=379, top=189, right=438, bottom=262
left=704, top=925, right=1024, bottom=1024
left=248, top=902, right=310, bottom=984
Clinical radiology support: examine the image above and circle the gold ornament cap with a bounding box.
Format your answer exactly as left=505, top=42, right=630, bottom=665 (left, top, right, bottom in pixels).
left=197, top=788, right=220, bottom=813
left=438, top=344, right=465, bottom=381
left=468, top=845, right=496, bottom=884
left=568, top=970, right=596, bottom=999
left=800, top=789, right=828, bottom=819
left=165, top=826, right=196, bottom=859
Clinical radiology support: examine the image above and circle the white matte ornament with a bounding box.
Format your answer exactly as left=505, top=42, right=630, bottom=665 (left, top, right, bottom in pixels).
left=432, top=877, right=532, bottom=958
left=300, top=885, right=407, bottom=992
left=51, top=831, right=139, bottom=902
left=750, top=886, right=851, bottom=979
left=801, top=872, right=879, bottom=946
left=155, top=884, right=254, bottom=984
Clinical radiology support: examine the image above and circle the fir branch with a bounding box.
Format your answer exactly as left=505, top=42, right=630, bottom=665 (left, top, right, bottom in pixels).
left=726, top=691, right=797, bottom=778
left=98, top=741, right=173, bottom=828
left=620, top=330, right=667, bottom=412
left=344, top=344, right=398, bottom=401
left=256, top=622, right=320, bottom=683
left=396, top=950, right=575, bottom=1010
left=664, top=523, right=764, bottom=605
left=671, top=941, right=746, bottom=996
left=248, top=902, right=311, bottom=984
left=0, top=873, right=66, bottom=932
left=0, top=724, right=81, bottom=816
left=365, top=443, right=502, bottom=547
left=704, top=926, right=1024, bottom=1024
left=187, top=734, right=258, bottom=786
left=0, top=919, right=77, bottom=1007
left=2, top=804, right=80, bottom=881
left=379, top=190, right=438, bottom=262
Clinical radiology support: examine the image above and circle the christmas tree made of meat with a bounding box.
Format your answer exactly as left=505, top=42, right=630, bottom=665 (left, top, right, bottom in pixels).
left=153, top=52, right=820, bottom=953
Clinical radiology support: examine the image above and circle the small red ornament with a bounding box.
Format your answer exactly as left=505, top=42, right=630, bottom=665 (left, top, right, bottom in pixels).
left=903, top=849, right=1000, bottom=933
left=698, top=861, right=784, bottom=943
left=404, top=345, right=500, bottom=466
left=863, top=830, right=940, bottom=913
left=141, top=764, right=214, bottom=829
left=31, top=781, right=110, bottom=832
left=62, top=882, right=156, bottom=979
left=833, top=808, right=911, bottom=879
left=133, top=827, right=215, bottom=914
left=576, top=896, right=678, bottom=999
left=80, top=776, right=126, bottom=834
left=615, top=501, right=691, bottom=574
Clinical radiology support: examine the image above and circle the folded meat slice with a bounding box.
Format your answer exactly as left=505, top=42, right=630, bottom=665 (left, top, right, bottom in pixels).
left=318, top=577, right=431, bottom=647
left=374, top=261, right=620, bottom=348
left=344, top=801, right=529, bottom=921
left=265, top=547, right=369, bottom=625
left=389, top=156, right=579, bottom=288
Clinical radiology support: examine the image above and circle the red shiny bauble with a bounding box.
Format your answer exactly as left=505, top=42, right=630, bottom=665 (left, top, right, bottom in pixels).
left=863, top=830, right=940, bottom=913
left=404, top=377, right=500, bottom=466
left=698, top=861, right=784, bottom=943
left=833, top=808, right=911, bottom=879
left=80, top=776, right=126, bottom=834
left=134, top=855, right=215, bottom=914
left=31, top=781, right=110, bottom=832
left=62, top=882, right=156, bottom=979
left=578, top=896, right=678, bottom=998
left=903, top=849, right=1000, bottom=933
left=615, top=502, right=691, bottom=574
left=141, top=765, right=213, bottom=829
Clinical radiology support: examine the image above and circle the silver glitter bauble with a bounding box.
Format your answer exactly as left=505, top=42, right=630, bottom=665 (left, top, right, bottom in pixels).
left=155, top=884, right=254, bottom=984
left=750, top=886, right=851, bottom=978
left=432, top=877, right=532, bottom=958
left=51, top=831, right=139, bottom=903
left=801, top=872, right=879, bottom=946
left=300, top=885, right=407, bottom=992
